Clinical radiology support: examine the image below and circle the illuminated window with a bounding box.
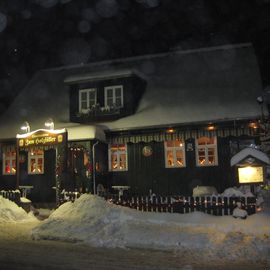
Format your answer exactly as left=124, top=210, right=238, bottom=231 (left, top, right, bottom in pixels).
left=104, top=85, right=123, bottom=108
left=196, top=136, right=218, bottom=166
left=79, top=89, right=97, bottom=112
left=164, top=140, right=186, bottom=168
left=2, top=147, right=16, bottom=175
left=108, top=144, right=127, bottom=171
left=28, top=149, right=44, bottom=174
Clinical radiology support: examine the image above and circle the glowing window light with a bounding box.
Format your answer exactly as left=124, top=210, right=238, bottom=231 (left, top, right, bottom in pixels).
left=166, top=128, right=175, bottom=133
left=248, top=122, right=258, bottom=129
left=165, top=140, right=185, bottom=168
left=207, top=125, right=215, bottom=131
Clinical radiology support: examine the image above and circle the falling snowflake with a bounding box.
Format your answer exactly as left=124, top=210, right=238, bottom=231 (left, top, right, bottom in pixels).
left=21, top=9, right=32, bottom=20
left=0, top=12, right=7, bottom=33
left=59, top=0, right=72, bottom=4
left=59, top=38, right=91, bottom=65
left=36, top=0, right=59, bottom=9
left=95, top=0, right=119, bottom=18
left=81, top=8, right=100, bottom=23
left=136, top=0, right=160, bottom=8
left=78, top=20, right=91, bottom=33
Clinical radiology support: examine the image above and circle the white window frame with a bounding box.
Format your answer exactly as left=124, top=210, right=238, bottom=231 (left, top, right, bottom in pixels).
left=28, top=149, right=44, bottom=175
left=104, top=85, right=124, bottom=108
left=108, top=144, right=128, bottom=172
left=2, top=147, right=16, bottom=175
left=195, top=136, right=218, bottom=167
left=79, top=88, right=97, bottom=112
left=164, top=140, right=186, bottom=168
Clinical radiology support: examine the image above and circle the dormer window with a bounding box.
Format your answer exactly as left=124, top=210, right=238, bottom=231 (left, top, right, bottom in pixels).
left=104, top=85, right=123, bottom=108
left=79, top=89, right=97, bottom=112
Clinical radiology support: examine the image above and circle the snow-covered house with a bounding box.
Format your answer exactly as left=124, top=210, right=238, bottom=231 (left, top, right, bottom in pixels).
left=0, top=43, right=264, bottom=203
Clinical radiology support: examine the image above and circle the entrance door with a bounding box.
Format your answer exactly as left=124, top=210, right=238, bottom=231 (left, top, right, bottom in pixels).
left=44, top=149, right=57, bottom=202
left=68, top=146, right=90, bottom=192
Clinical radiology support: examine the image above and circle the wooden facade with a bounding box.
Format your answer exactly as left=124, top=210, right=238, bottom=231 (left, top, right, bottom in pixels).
left=105, top=125, right=260, bottom=196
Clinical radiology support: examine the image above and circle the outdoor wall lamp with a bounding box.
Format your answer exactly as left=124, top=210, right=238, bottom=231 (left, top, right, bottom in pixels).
left=45, top=118, right=54, bottom=130
left=20, top=121, right=30, bottom=133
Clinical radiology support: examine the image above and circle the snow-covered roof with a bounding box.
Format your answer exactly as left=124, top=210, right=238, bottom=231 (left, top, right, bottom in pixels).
left=64, top=69, right=147, bottom=84
left=0, top=43, right=263, bottom=139
left=230, top=148, right=270, bottom=166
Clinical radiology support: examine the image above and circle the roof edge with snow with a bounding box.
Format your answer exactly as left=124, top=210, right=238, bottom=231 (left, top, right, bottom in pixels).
left=44, top=42, right=253, bottom=73
left=230, top=148, right=270, bottom=166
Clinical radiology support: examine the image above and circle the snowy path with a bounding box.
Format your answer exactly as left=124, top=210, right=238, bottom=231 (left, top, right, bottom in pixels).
left=0, top=223, right=269, bottom=270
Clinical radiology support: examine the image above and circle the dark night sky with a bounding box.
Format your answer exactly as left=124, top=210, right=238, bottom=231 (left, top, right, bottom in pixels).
left=0, top=0, right=270, bottom=113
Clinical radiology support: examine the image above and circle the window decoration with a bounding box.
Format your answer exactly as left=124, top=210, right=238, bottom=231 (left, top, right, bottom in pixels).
left=2, top=146, right=16, bottom=175
left=196, top=136, right=218, bottom=166
left=104, top=85, right=123, bottom=108
left=79, top=89, right=97, bottom=112
left=142, top=146, right=153, bottom=157
left=28, top=148, right=44, bottom=174
left=164, top=140, right=186, bottom=168
left=109, top=144, right=127, bottom=171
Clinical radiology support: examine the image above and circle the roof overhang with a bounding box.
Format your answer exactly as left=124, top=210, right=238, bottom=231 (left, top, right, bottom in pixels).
left=66, top=125, right=105, bottom=142
left=230, top=148, right=270, bottom=166
left=16, top=128, right=66, bottom=139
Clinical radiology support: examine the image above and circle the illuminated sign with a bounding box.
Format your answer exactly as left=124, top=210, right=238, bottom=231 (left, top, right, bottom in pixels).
left=238, top=166, right=264, bottom=184
left=18, top=130, right=66, bottom=148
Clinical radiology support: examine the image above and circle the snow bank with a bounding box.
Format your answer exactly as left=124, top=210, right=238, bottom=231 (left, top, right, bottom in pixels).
left=0, top=196, right=37, bottom=223
left=193, top=186, right=217, bottom=196
left=32, top=194, right=270, bottom=262
left=221, top=186, right=254, bottom=197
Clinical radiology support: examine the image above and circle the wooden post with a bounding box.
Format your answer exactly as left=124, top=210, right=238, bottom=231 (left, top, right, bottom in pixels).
left=247, top=197, right=256, bottom=215
left=147, top=196, right=151, bottom=212
left=138, top=196, right=142, bottom=211
left=157, top=196, right=162, bottom=212
left=55, top=132, right=68, bottom=207
left=224, top=197, right=229, bottom=215
left=16, top=140, right=20, bottom=189
left=206, top=196, right=211, bottom=215
left=190, top=197, right=195, bottom=212
left=212, top=196, right=217, bottom=216
left=184, top=196, right=190, bottom=213
left=217, top=197, right=223, bottom=216
left=179, top=196, right=184, bottom=214
left=201, top=196, right=205, bottom=213
left=152, top=196, right=157, bottom=212
left=167, top=197, right=172, bottom=213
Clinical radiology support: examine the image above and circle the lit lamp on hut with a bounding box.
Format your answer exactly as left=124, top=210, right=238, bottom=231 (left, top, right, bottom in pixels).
left=230, top=148, right=270, bottom=190
left=20, top=121, right=30, bottom=133
left=45, top=118, right=55, bottom=130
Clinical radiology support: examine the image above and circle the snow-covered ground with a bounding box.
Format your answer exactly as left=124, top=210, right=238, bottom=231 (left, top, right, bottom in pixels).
left=30, top=194, right=270, bottom=264
left=1, top=190, right=270, bottom=266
